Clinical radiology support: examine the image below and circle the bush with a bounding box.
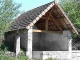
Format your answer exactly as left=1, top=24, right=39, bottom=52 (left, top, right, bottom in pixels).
left=0, top=42, right=29, bottom=60
left=0, top=50, right=29, bottom=60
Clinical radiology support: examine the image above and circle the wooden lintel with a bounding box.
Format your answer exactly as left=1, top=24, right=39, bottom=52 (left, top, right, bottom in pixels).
left=32, top=29, right=62, bottom=34
left=42, top=17, right=64, bottom=21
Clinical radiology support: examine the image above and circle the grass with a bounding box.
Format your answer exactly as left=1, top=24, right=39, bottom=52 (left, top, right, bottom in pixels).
left=0, top=42, right=29, bottom=60
left=0, top=41, right=57, bottom=60
left=45, top=57, right=57, bottom=60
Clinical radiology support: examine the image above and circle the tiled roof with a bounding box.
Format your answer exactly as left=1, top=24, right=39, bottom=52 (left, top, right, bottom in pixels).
left=8, top=1, right=78, bottom=34
left=9, top=1, right=53, bottom=31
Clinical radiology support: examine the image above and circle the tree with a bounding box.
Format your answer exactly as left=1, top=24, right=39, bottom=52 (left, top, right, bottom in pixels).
left=0, top=0, right=21, bottom=39
left=59, top=0, right=80, bottom=40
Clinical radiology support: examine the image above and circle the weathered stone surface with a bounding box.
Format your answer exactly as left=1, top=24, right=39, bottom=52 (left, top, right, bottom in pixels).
left=33, top=31, right=69, bottom=51
left=26, top=27, right=32, bottom=59
left=5, top=51, right=15, bottom=57
left=15, top=36, right=20, bottom=56
left=72, top=51, right=80, bottom=60
left=43, top=51, right=70, bottom=60
left=32, top=51, right=43, bottom=60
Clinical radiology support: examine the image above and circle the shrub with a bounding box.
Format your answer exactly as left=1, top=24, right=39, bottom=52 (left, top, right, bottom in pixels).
left=0, top=42, right=29, bottom=60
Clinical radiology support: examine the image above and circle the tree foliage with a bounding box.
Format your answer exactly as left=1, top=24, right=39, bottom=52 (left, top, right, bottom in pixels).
left=60, top=0, right=80, bottom=40
left=0, top=0, right=21, bottom=39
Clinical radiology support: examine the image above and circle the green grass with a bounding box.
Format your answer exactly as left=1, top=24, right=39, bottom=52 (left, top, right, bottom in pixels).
left=0, top=42, right=29, bottom=60
left=0, top=42, right=57, bottom=60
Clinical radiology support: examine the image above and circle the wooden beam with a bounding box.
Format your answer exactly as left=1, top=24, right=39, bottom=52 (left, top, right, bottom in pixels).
left=32, top=29, right=62, bottom=34
left=59, top=19, right=68, bottom=29
left=49, top=21, right=58, bottom=30
left=26, top=2, right=54, bottom=30
left=52, top=19, right=62, bottom=32
left=45, top=20, right=48, bottom=31
left=42, top=16, right=63, bottom=31
left=42, top=17, right=64, bottom=21
left=42, top=16, right=68, bottom=30
left=50, top=8, right=63, bottom=32
left=55, top=3, right=78, bottom=34
left=45, top=8, right=54, bottom=31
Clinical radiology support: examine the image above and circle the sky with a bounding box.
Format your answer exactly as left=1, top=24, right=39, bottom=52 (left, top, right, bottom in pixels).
left=14, top=0, right=54, bottom=12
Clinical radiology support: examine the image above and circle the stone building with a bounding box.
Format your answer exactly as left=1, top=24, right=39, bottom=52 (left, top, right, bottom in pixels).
left=5, top=1, right=78, bottom=60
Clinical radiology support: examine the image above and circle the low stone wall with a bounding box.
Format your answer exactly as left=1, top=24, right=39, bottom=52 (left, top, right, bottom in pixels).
left=72, top=51, right=80, bottom=60
left=32, top=51, right=43, bottom=59
left=32, top=51, right=71, bottom=60
left=32, top=51, right=80, bottom=60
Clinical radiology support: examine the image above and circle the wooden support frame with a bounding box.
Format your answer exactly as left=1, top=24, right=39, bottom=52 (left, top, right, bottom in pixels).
left=42, top=16, right=68, bottom=30
left=50, top=8, right=63, bottom=32
left=32, top=29, right=62, bottom=34
left=55, top=3, right=78, bottom=34
left=26, top=2, right=54, bottom=30
left=52, top=19, right=62, bottom=32
left=42, top=17, right=64, bottom=21
left=45, top=8, right=53, bottom=31
left=45, top=20, right=48, bottom=31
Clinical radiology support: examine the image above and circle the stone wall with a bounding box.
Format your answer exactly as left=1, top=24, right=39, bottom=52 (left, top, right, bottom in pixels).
left=5, top=31, right=16, bottom=44
left=72, top=51, right=80, bottom=60
left=5, top=27, right=72, bottom=59
left=5, top=29, right=28, bottom=50
left=43, top=51, right=70, bottom=60
left=32, top=51, right=43, bottom=60
left=32, top=30, right=71, bottom=59
left=33, top=32, right=68, bottom=51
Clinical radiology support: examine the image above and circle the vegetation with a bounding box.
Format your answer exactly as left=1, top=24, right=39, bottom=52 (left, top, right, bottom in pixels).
left=60, top=0, right=80, bottom=41
left=0, top=42, right=29, bottom=60
left=0, top=0, right=29, bottom=60
left=0, top=0, right=21, bottom=40
left=0, top=51, right=29, bottom=60
left=45, top=57, right=56, bottom=60
left=0, top=0, right=80, bottom=60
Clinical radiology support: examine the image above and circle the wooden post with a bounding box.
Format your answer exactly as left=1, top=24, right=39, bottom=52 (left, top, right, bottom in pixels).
left=26, top=27, right=32, bottom=59
left=45, top=20, right=48, bottom=31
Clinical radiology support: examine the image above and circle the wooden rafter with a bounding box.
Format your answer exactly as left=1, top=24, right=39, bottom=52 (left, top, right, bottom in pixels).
left=55, top=3, right=78, bottom=34
left=48, top=22, right=54, bottom=31
left=41, top=16, right=68, bottom=30
left=52, top=19, right=62, bottom=32
left=50, top=10, right=63, bottom=32
left=45, top=8, right=53, bottom=31
left=42, top=17, right=64, bottom=21
left=49, top=21, right=58, bottom=30
left=42, top=16, right=65, bottom=31
left=59, top=19, right=68, bottom=29
left=45, top=20, right=48, bottom=31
